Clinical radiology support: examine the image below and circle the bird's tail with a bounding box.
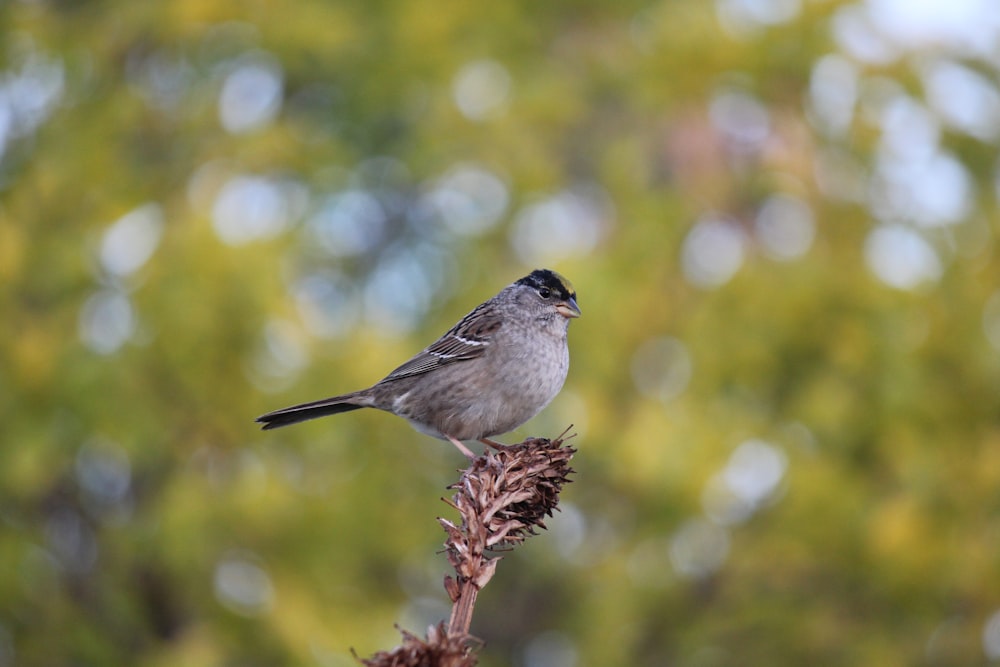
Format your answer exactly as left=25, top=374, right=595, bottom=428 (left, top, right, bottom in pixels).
left=255, top=393, right=369, bottom=430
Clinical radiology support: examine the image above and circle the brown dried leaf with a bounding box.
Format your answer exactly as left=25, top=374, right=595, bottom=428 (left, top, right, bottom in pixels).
left=472, top=557, right=500, bottom=589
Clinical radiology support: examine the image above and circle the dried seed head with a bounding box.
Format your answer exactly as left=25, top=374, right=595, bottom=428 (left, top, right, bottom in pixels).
left=440, top=436, right=576, bottom=585
left=356, top=623, right=478, bottom=667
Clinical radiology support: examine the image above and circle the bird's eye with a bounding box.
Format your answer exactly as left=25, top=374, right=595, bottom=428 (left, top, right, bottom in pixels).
left=538, top=287, right=552, bottom=299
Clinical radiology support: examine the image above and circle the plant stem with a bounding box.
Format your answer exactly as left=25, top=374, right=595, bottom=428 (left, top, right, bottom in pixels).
left=447, top=579, right=479, bottom=637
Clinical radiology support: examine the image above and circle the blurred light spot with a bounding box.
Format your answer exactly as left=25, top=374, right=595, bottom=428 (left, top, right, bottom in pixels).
left=260, top=318, right=307, bottom=374
left=982, top=290, right=1000, bottom=353
left=212, top=175, right=303, bottom=245
left=669, top=519, right=729, bottom=579
left=872, top=151, right=971, bottom=227
left=79, top=290, right=135, bottom=355
left=857, top=76, right=905, bottom=130
left=924, top=617, right=962, bottom=663
left=307, top=189, right=386, bottom=257
left=864, top=224, right=942, bottom=290
left=75, top=438, right=132, bottom=520
left=0, top=49, right=64, bottom=162
left=548, top=502, right=586, bottom=560
left=703, top=440, right=787, bottom=525
left=808, top=54, right=858, bottom=137
left=364, top=247, right=442, bottom=334
left=631, top=337, right=692, bottom=402
left=186, top=160, right=231, bottom=211
left=0, top=103, right=8, bottom=162
left=922, top=59, right=1000, bottom=142
left=214, top=552, right=274, bottom=617
left=452, top=59, right=511, bottom=121
left=188, top=445, right=235, bottom=490
left=44, top=508, right=98, bottom=574
left=755, top=194, right=815, bottom=260
left=983, top=608, right=1000, bottom=660
left=702, top=476, right=753, bottom=525
left=716, top=0, right=800, bottom=36
left=784, top=420, right=819, bottom=455
left=99, top=203, right=164, bottom=278
left=523, top=631, right=578, bottom=667
left=878, top=95, right=939, bottom=162
left=681, top=216, right=745, bottom=288
left=723, top=439, right=787, bottom=507
left=247, top=319, right=308, bottom=393
left=218, top=54, right=283, bottom=133
left=510, top=186, right=612, bottom=265
left=867, top=0, right=998, bottom=56
left=831, top=4, right=898, bottom=64
left=573, top=512, right=620, bottom=567
left=294, top=271, right=360, bottom=338
left=709, top=90, right=770, bottom=152
left=422, top=164, right=509, bottom=236
left=127, top=51, right=194, bottom=114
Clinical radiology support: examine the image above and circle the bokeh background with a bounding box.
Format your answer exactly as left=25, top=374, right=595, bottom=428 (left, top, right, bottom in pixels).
left=4, top=0, right=1000, bottom=665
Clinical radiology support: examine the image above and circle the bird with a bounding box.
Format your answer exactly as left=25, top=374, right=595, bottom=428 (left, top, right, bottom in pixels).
left=255, top=269, right=580, bottom=457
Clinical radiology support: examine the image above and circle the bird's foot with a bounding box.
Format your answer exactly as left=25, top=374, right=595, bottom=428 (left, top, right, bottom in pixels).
left=479, top=437, right=510, bottom=451
left=446, top=435, right=477, bottom=459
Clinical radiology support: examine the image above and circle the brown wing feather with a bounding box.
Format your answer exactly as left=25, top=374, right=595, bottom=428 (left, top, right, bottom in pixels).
left=380, top=302, right=503, bottom=382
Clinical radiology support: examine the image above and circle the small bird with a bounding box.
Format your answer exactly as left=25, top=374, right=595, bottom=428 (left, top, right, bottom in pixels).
left=256, top=269, right=580, bottom=457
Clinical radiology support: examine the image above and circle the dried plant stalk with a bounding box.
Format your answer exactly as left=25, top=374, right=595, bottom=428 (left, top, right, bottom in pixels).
left=440, top=433, right=575, bottom=638
left=356, top=431, right=576, bottom=666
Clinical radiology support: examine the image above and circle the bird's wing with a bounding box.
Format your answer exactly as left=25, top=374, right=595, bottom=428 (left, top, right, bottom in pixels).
left=380, top=302, right=503, bottom=382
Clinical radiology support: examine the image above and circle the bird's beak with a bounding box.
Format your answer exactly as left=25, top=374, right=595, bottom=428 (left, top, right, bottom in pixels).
left=555, top=297, right=581, bottom=319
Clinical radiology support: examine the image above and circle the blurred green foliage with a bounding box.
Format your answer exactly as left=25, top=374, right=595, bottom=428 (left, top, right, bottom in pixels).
left=3, top=0, right=1000, bottom=665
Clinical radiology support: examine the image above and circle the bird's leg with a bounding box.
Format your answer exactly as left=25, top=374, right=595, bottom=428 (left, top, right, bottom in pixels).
left=446, top=434, right=477, bottom=459
left=479, top=437, right=509, bottom=451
